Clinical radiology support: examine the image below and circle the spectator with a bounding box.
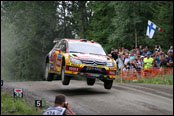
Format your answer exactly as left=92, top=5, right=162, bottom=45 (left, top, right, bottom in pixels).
left=166, top=49, right=173, bottom=67
left=136, top=50, right=140, bottom=56
left=154, top=45, right=158, bottom=53
left=129, top=51, right=135, bottom=61
left=168, top=46, right=173, bottom=54
left=119, top=47, right=124, bottom=55
left=154, top=45, right=161, bottom=53
left=143, top=51, right=154, bottom=70
left=152, top=51, right=160, bottom=67
left=139, top=45, right=144, bottom=55
left=111, top=48, right=114, bottom=54
left=118, top=48, right=121, bottom=55
left=143, top=46, right=149, bottom=56
left=122, top=47, right=125, bottom=53
left=116, top=54, right=124, bottom=72
left=111, top=49, right=118, bottom=61
left=135, top=55, right=143, bottom=69
left=43, top=94, right=75, bottom=115
left=159, top=53, right=168, bottom=67
left=123, top=53, right=131, bottom=70
left=158, top=45, right=162, bottom=52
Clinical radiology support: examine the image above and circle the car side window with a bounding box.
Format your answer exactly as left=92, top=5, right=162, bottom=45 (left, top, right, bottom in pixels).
left=59, top=40, right=66, bottom=52
left=55, top=44, right=59, bottom=49
left=56, top=41, right=62, bottom=49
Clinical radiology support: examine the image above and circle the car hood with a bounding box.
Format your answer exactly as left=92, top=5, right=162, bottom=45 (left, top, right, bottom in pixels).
left=69, top=53, right=113, bottom=62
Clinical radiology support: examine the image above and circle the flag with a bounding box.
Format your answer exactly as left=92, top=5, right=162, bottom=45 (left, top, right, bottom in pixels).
left=146, top=20, right=157, bottom=38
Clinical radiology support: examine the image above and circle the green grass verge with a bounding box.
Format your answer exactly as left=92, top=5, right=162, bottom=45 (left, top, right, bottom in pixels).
left=115, top=74, right=173, bottom=85
left=1, top=92, right=42, bottom=115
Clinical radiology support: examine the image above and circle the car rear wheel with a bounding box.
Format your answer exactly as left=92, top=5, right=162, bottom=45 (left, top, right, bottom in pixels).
left=104, top=80, right=113, bottom=89
left=61, top=66, right=70, bottom=85
left=87, top=78, right=95, bottom=86
left=45, top=63, right=54, bottom=81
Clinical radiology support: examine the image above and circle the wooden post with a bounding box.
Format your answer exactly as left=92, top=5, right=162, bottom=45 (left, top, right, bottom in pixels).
left=37, top=107, right=40, bottom=112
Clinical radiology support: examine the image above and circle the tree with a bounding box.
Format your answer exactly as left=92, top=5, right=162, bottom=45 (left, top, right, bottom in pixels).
left=1, top=1, right=58, bottom=80
left=85, top=1, right=115, bottom=51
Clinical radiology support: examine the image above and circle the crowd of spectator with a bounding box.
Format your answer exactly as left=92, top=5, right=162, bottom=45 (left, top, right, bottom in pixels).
left=110, top=45, right=173, bottom=72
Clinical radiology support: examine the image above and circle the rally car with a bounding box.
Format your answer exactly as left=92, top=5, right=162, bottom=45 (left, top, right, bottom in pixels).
left=45, top=38, right=117, bottom=89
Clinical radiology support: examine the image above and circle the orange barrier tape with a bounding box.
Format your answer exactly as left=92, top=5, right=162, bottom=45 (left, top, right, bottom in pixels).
left=120, top=67, right=173, bottom=80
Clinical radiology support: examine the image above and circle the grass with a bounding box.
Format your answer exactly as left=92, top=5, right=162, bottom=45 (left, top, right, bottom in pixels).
left=115, top=73, right=173, bottom=85
left=137, top=74, right=173, bottom=85
left=1, top=92, right=42, bottom=115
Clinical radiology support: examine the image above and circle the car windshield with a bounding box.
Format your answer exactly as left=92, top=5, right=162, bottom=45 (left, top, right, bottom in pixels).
left=68, top=41, right=106, bottom=56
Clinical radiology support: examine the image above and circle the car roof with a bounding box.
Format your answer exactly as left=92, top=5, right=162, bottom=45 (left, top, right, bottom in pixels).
left=64, top=38, right=99, bottom=44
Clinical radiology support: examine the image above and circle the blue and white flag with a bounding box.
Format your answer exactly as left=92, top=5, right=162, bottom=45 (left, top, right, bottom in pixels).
left=146, top=20, right=157, bottom=39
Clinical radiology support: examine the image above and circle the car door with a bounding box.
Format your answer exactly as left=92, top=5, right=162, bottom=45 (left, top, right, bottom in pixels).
left=55, top=40, right=67, bottom=73
left=49, top=42, right=59, bottom=72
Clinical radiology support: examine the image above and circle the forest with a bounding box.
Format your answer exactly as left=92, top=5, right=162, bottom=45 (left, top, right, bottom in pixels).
left=1, top=1, right=173, bottom=80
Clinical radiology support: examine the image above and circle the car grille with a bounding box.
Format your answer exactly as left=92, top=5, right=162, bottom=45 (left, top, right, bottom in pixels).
left=81, top=60, right=106, bottom=66
left=80, top=66, right=107, bottom=75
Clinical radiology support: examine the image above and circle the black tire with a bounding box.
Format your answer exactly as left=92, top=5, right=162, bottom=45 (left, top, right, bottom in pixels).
left=61, top=66, right=70, bottom=85
left=87, top=78, right=95, bottom=86
left=104, top=80, right=113, bottom=90
left=45, top=63, right=54, bottom=81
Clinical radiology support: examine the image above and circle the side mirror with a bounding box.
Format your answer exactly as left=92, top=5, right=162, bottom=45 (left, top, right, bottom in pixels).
left=56, top=48, right=61, bottom=53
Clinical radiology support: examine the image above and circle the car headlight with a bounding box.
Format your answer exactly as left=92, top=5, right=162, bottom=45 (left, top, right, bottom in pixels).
left=106, top=62, right=114, bottom=67
left=70, top=56, right=82, bottom=64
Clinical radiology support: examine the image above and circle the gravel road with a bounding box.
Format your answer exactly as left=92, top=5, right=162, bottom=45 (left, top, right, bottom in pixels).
left=1, top=80, right=173, bottom=115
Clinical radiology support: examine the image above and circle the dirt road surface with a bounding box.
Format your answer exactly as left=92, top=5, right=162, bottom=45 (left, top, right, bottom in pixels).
left=1, top=80, right=173, bottom=115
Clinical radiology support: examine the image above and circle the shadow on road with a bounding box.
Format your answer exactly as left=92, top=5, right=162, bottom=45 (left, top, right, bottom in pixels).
left=50, top=88, right=110, bottom=97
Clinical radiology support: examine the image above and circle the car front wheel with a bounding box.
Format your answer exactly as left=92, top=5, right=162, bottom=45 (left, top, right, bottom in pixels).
left=61, top=66, right=70, bottom=85
left=104, top=80, right=113, bottom=89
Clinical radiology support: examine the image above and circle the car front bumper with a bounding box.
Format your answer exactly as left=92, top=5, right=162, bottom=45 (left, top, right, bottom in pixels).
left=64, top=64, right=116, bottom=80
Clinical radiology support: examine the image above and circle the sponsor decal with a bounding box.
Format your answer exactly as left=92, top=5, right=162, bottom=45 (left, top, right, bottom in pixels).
left=57, top=54, right=62, bottom=59
left=50, top=64, right=54, bottom=70
left=107, top=70, right=116, bottom=75
left=57, top=60, right=61, bottom=66
left=69, top=67, right=79, bottom=72
left=66, top=66, right=81, bottom=72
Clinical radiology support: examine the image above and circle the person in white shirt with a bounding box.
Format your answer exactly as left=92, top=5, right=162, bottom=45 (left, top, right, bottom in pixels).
left=43, top=94, right=75, bottom=115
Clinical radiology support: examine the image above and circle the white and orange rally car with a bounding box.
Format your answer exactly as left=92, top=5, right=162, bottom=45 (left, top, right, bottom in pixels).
left=45, top=38, right=116, bottom=89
